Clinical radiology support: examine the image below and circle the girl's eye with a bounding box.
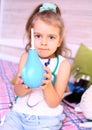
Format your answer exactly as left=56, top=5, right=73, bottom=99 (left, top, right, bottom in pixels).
left=35, top=35, right=41, bottom=38
left=49, top=36, right=55, bottom=39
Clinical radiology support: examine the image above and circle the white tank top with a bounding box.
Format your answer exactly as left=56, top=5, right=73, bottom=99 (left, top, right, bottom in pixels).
left=13, top=55, right=65, bottom=116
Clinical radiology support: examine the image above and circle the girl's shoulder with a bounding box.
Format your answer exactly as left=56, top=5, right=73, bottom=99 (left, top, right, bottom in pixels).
left=59, top=55, right=70, bottom=65
left=59, top=55, right=71, bottom=73
left=20, top=52, right=28, bottom=63
left=57, top=55, right=71, bottom=74
left=18, top=52, right=28, bottom=73
left=21, top=52, right=28, bottom=58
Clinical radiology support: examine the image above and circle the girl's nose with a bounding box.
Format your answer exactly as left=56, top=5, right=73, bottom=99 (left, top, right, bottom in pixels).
left=41, top=38, right=47, bottom=46
left=41, top=42, right=47, bottom=46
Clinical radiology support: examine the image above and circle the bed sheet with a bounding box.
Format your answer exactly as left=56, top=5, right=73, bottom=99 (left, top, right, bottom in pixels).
left=0, top=59, right=91, bottom=130
left=61, top=101, right=89, bottom=130
left=0, top=59, right=18, bottom=122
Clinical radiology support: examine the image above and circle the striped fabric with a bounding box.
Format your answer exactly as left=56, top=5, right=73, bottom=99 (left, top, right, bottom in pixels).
left=0, top=59, right=90, bottom=129
left=62, top=102, right=89, bottom=130
left=0, top=59, right=18, bottom=122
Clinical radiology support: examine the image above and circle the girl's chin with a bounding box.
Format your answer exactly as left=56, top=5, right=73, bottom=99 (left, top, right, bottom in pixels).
left=39, top=55, right=49, bottom=59
left=39, top=54, right=56, bottom=59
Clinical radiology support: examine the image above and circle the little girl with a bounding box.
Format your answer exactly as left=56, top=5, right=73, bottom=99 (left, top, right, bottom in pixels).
left=0, top=2, right=71, bottom=130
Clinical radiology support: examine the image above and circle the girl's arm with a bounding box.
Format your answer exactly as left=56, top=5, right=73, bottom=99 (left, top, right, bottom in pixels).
left=14, top=52, right=32, bottom=96
left=41, top=59, right=71, bottom=108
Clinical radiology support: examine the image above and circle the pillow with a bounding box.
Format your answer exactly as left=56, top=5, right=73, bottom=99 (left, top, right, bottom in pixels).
left=71, top=43, right=92, bottom=85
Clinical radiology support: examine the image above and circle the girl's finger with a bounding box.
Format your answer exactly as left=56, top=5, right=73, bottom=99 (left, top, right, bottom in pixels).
left=44, top=66, right=51, bottom=73
left=43, top=73, right=52, bottom=80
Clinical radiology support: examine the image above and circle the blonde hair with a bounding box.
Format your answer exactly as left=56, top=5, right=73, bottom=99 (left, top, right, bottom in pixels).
left=25, top=3, right=65, bottom=55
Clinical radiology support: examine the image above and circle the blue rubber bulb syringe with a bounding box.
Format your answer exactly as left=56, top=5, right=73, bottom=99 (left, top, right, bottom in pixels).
left=21, top=28, right=45, bottom=88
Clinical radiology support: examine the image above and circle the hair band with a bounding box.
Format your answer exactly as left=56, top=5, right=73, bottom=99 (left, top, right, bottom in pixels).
left=39, top=2, right=56, bottom=13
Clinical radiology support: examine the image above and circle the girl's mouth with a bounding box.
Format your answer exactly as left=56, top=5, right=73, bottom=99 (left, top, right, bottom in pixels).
left=38, top=48, right=50, bottom=51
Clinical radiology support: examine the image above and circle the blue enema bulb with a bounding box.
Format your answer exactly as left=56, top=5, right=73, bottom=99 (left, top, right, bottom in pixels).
left=21, top=28, right=45, bottom=88
left=21, top=49, right=46, bottom=88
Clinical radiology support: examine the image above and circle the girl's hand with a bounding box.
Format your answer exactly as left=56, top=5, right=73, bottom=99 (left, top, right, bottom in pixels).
left=14, top=76, right=32, bottom=96
left=40, top=66, right=53, bottom=90
left=15, top=76, right=27, bottom=88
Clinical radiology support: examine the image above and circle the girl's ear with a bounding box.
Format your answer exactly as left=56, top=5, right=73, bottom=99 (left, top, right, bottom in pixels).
left=57, top=36, right=64, bottom=47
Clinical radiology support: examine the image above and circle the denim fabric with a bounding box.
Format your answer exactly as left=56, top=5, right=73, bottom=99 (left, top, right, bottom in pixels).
left=0, top=110, right=65, bottom=130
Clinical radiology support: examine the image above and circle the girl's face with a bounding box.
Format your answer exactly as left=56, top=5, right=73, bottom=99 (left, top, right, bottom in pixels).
left=33, top=19, right=63, bottom=59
